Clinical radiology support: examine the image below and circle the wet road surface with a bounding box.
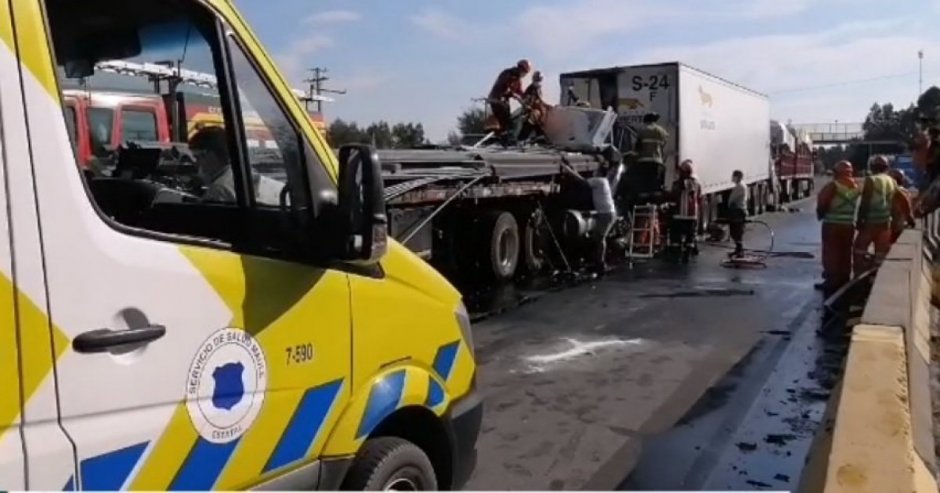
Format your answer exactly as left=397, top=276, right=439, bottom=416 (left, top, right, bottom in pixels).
left=463, top=198, right=842, bottom=490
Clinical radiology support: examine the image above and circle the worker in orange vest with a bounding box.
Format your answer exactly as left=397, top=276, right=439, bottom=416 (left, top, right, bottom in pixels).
left=853, top=155, right=912, bottom=277
left=815, top=160, right=859, bottom=294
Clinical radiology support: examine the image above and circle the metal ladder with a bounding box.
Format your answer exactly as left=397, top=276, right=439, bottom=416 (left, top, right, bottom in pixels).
left=627, top=204, right=658, bottom=262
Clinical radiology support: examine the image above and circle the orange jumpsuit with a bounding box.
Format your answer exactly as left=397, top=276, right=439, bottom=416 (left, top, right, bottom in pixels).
left=816, top=177, right=859, bottom=290
left=853, top=174, right=911, bottom=277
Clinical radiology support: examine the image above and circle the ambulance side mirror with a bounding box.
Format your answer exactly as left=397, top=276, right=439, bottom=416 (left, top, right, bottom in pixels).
left=335, top=144, right=388, bottom=264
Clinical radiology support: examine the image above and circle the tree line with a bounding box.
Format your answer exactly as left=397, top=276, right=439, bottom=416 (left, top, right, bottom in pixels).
left=327, top=119, right=428, bottom=149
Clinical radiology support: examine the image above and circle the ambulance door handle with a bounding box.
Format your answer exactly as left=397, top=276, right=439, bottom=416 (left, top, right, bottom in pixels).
left=72, top=325, right=167, bottom=354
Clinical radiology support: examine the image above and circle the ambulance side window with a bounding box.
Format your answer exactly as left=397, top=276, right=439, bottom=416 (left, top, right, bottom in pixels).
left=44, top=0, right=337, bottom=259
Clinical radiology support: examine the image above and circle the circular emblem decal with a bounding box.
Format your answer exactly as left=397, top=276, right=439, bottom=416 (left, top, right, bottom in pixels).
left=185, top=328, right=267, bottom=444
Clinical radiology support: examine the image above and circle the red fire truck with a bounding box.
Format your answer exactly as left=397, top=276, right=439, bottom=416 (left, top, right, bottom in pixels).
left=63, top=61, right=327, bottom=168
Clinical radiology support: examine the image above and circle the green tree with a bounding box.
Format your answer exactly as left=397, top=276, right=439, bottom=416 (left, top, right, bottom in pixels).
left=328, top=119, right=428, bottom=149
left=917, top=85, right=940, bottom=118
left=391, top=122, right=427, bottom=148
left=847, top=102, right=916, bottom=170
left=456, top=107, right=487, bottom=136
left=817, top=145, right=849, bottom=170
left=327, top=119, right=366, bottom=147
left=364, top=121, right=393, bottom=149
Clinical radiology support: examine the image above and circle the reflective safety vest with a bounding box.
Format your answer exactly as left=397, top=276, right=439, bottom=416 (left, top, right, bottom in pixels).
left=861, top=174, right=897, bottom=224
left=824, top=181, right=860, bottom=224
left=636, top=124, right=667, bottom=164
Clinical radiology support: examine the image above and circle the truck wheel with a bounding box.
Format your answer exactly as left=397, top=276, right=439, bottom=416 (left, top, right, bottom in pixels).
left=341, top=437, right=438, bottom=491
left=486, top=211, right=520, bottom=281
left=521, top=210, right=547, bottom=275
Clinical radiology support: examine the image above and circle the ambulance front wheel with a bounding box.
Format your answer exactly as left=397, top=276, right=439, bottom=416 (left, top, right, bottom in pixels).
left=342, top=437, right=438, bottom=491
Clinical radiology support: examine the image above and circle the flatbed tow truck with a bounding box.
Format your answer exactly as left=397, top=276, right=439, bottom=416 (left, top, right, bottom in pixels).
left=379, top=140, right=620, bottom=282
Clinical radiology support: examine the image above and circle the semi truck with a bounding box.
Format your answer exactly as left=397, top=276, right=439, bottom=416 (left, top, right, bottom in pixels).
left=771, top=120, right=816, bottom=202
left=377, top=107, right=620, bottom=283
left=560, top=62, right=775, bottom=229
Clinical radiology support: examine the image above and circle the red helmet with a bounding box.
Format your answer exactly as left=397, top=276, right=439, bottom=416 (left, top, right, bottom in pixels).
left=517, top=59, right=532, bottom=73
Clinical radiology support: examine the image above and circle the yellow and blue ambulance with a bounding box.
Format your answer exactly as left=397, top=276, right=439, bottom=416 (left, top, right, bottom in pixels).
left=0, top=0, right=481, bottom=489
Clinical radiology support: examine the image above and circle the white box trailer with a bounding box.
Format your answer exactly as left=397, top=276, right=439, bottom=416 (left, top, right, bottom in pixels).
left=560, top=62, right=774, bottom=218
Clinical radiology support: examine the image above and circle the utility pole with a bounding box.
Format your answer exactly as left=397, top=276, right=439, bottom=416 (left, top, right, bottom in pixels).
left=919, top=50, right=924, bottom=97
left=304, top=67, right=346, bottom=113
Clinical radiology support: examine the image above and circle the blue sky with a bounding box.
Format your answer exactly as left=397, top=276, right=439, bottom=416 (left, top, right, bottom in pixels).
left=234, top=0, right=940, bottom=142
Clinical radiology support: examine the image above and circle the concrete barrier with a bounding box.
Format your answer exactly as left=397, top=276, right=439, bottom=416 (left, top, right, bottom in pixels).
left=805, top=228, right=938, bottom=493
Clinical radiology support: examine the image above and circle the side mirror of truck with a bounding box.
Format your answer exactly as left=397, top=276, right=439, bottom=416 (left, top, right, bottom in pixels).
left=336, top=144, right=388, bottom=264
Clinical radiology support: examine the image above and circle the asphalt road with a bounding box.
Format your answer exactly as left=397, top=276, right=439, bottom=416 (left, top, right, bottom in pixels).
left=463, top=198, right=835, bottom=490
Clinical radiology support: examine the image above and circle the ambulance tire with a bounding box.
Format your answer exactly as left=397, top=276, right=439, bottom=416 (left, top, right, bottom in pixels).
left=342, top=437, right=438, bottom=491
left=485, top=211, right=520, bottom=282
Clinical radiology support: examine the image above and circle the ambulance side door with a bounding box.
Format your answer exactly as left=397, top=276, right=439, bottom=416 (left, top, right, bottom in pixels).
left=13, top=0, right=353, bottom=489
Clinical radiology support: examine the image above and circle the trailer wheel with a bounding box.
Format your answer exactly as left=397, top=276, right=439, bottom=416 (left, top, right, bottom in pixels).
left=486, top=211, right=520, bottom=282
left=341, top=437, right=438, bottom=491
left=521, top=209, right=547, bottom=275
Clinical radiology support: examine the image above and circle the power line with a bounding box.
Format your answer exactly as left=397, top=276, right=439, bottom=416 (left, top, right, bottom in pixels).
left=771, top=71, right=918, bottom=96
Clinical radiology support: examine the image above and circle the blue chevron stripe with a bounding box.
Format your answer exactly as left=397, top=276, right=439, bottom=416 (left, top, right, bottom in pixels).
left=432, top=341, right=460, bottom=381
left=356, top=370, right=406, bottom=439
left=74, top=441, right=148, bottom=491
left=263, top=379, right=344, bottom=473
left=168, top=438, right=240, bottom=490
left=426, top=375, right=445, bottom=408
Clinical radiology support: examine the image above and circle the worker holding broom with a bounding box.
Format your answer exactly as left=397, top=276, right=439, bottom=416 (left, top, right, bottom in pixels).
left=853, top=155, right=911, bottom=277
left=815, top=160, right=859, bottom=294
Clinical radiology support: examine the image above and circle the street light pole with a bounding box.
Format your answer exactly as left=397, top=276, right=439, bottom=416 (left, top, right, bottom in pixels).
left=918, top=49, right=924, bottom=97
